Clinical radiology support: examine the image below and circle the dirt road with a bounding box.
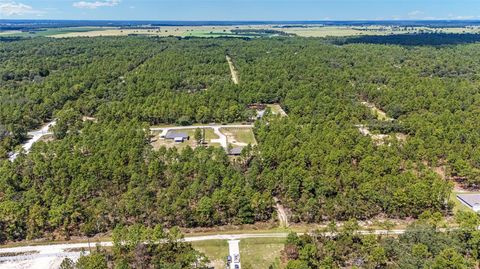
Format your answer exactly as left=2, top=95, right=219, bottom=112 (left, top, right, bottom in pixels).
left=226, top=55, right=239, bottom=84
left=9, top=120, right=56, bottom=162
left=273, top=197, right=289, bottom=227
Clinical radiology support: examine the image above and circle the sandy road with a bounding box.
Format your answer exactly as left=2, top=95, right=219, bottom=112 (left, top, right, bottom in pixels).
left=226, top=55, right=239, bottom=84
left=273, top=197, right=289, bottom=227
left=9, top=120, right=56, bottom=162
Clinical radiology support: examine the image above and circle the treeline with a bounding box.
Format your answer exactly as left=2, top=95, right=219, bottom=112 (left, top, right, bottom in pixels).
left=61, top=225, right=209, bottom=269
left=280, top=211, right=480, bottom=268
left=334, top=33, right=480, bottom=46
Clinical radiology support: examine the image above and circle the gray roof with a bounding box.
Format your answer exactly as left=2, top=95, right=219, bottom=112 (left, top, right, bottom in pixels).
left=457, top=194, right=480, bottom=209
left=165, top=131, right=189, bottom=139
left=229, top=147, right=244, bottom=155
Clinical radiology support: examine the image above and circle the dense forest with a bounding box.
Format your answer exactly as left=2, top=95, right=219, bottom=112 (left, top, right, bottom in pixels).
left=1, top=34, right=480, bottom=241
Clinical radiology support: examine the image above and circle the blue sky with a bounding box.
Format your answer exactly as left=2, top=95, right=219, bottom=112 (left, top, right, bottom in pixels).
left=1, top=0, right=480, bottom=21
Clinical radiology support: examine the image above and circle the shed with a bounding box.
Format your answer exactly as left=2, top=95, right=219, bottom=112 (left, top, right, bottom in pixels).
left=174, top=137, right=185, bottom=143
left=229, top=147, right=244, bottom=156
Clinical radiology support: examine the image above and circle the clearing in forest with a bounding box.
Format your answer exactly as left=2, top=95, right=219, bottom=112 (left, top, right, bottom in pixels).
left=266, top=104, right=288, bottom=117
left=150, top=127, right=220, bottom=150
left=221, top=127, right=257, bottom=147
left=150, top=125, right=254, bottom=150
left=226, top=55, right=240, bottom=84
left=360, top=101, right=393, bottom=121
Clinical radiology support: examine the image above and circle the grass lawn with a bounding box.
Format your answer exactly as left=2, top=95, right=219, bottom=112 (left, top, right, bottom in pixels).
left=191, top=237, right=285, bottom=269
left=222, top=128, right=256, bottom=145
left=191, top=240, right=229, bottom=269
left=240, top=238, right=285, bottom=269
left=266, top=104, right=287, bottom=117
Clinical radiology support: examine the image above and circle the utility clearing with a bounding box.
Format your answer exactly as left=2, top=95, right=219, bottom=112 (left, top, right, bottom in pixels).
left=226, top=55, right=239, bottom=84
left=273, top=197, right=289, bottom=227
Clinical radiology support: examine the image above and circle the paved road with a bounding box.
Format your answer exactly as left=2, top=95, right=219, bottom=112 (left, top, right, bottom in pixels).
left=9, top=120, right=56, bottom=162
left=228, top=240, right=241, bottom=269
left=151, top=124, right=253, bottom=149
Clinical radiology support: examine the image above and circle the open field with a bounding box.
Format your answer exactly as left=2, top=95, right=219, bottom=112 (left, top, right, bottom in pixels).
left=45, top=25, right=282, bottom=38
left=240, top=238, right=285, bottom=269
left=4, top=25, right=480, bottom=39
left=281, top=25, right=480, bottom=37
left=222, top=127, right=256, bottom=146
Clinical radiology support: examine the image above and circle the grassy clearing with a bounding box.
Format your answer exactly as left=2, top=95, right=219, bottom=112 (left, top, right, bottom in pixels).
left=191, top=240, right=229, bottom=269
left=266, top=104, right=287, bottom=117
left=222, top=128, right=256, bottom=145
left=240, top=238, right=285, bottom=269
left=190, top=238, right=284, bottom=269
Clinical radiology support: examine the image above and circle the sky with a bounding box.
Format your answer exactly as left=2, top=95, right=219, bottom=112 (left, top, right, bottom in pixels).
left=1, top=0, right=480, bottom=21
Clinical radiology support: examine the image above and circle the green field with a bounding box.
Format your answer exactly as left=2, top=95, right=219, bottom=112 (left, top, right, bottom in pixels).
left=191, top=237, right=285, bottom=269
left=0, top=27, right=108, bottom=37
left=191, top=240, right=229, bottom=268
left=222, top=128, right=257, bottom=146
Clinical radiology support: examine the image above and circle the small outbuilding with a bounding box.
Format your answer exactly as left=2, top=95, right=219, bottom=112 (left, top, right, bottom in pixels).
left=229, top=147, right=244, bottom=156
left=174, top=137, right=185, bottom=143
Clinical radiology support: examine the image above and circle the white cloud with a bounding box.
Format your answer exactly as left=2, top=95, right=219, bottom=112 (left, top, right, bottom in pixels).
left=450, top=15, right=475, bottom=20
left=73, top=0, right=120, bottom=9
left=0, top=1, right=44, bottom=16
left=408, top=10, right=424, bottom=17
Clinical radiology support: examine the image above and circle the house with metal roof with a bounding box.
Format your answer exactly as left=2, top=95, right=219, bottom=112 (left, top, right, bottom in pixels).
left=165, top=131, right=189, bottom=142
